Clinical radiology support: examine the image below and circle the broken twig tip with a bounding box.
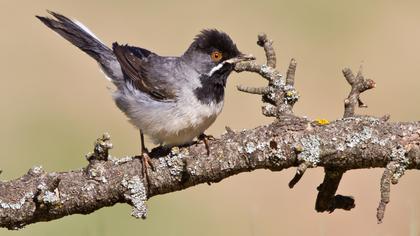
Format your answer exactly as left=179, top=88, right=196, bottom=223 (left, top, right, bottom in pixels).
left=342, top=67, right=376, bottom=118
left=288, top=162, right=309, bottom=188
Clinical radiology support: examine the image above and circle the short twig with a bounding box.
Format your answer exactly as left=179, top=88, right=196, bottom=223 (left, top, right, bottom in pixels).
left=377, top=162, right=396, bottom=223
left=236, top=85, right=270, bottom=95
left=288, top=162, right=308, bottom=188
left=86, top=133, right=113, bottom=162
left=257, top=33, right=276, bottom=68
left=285, top=58, right=297, bottom=87
left=234, top=62, right=271, bottom=79
left=224, top=126, right=235, bottom=134
left=342, top=67, right=376, bottom=118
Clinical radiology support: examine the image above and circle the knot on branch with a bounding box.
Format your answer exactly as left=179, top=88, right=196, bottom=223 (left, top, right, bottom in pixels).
left=234, top=33, right=299, bottom=118
left=86, top=133, right=113, bottom=162
left=27, top=165, right=45, bottom=176
left=342, top=67, right=376, bottom=118
left=85, top=133, right=113, bottom=184
left=35, top=178, right=61, bottom=209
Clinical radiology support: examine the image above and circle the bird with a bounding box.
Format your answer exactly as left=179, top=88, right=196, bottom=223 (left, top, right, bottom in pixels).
left=36, top=11, right=254, bottom=179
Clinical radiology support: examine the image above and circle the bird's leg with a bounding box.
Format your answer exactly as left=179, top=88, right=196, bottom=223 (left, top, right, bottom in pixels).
left=139, top=130, right=155, bottom=184
left=197, top=133, right=215, bottom=155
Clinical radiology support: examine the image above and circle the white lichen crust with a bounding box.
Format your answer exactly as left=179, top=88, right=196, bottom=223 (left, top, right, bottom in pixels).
left=390, top=146, right=408, bottom=184
left=298, top=135, right=321, bottom=167
left=121, top=175, right=147, bottom=219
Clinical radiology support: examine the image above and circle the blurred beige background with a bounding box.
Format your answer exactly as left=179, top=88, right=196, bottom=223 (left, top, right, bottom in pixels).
left=1, top=0, right=420, bottom=235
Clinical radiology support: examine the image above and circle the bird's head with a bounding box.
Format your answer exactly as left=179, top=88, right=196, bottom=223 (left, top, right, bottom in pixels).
left=183, top=29, right=254, bottom=83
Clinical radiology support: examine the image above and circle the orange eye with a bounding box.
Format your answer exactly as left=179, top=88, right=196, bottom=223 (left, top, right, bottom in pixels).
left=210, top=51, right=223, bottom=62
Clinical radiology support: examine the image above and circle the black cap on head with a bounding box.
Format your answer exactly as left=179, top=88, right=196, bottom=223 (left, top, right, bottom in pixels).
left=192, top=29, right=241, bottom=60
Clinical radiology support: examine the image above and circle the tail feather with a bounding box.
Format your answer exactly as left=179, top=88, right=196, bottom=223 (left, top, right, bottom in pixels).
left=36, top=11, right=123, bottom=86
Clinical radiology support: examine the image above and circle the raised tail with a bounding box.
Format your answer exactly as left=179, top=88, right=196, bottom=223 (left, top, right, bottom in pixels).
left=36, top=11, right=123, bottom=86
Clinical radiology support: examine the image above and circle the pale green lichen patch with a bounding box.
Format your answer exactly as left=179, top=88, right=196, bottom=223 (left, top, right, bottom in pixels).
left=298, top=135, right=321, bottom=166
left=245, top=142, right=256, bottom=154
left=37, top=182, right=60, bottom=205
left=365, top=116, right=382, bottom=126
left=256, top=142, right=267, bottom=151
left=390, top=146, right=408, bottom=183
left=371, top=136, right=389, bottom=146
left=269, top=148, right=286, bottom=166
left=41, top=190, right=60, bottom=205
left=220, top=159, right=235, bottom=171
left=260, top=64, right=276, bottom=78
left=271, top=75, right=285, bottom=87
left=88, top=164, right=107, bottom=183
left=121, top=175, right=147, bottom=219
left=262, top=104, right=276, bottom=116
left=185, top=157, right=203, bottom=176
left=345, top=126, right=373, bottom=148
left=111, top=156, right=133, bottom=165
left=342, top=116, right=362, bottom=123
left=266, top=91, right=276, bottom=101
left=28, top=165, right=44, bottom=176
left=336, top=143, right=345, bottom=152
left=81, top=182, right=96, bottom=192
left=0, top=192, right=34, bottom=210
left=284, top=85, right=299, bottom=104
left=255, top=142, right=269, bottom=162
left=156, top=147, right=186, bottom=181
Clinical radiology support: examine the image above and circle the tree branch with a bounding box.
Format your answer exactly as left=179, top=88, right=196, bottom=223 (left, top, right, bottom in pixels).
left=1, top=34, right=419, bottom=230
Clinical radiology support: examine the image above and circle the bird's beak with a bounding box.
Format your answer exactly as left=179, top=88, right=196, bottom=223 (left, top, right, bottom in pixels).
left=225, top=53, right=256, bottom=64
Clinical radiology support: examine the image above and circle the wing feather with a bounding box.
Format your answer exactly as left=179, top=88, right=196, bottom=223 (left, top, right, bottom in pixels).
left=112, top=43, right=176, bottom=100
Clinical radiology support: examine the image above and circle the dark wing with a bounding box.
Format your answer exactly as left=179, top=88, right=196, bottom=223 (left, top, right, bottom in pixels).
left=112, top=43, right=177, bottom=101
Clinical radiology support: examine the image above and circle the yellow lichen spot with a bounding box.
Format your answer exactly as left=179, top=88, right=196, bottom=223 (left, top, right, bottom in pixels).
left=315, top=119, right=330, bottom=125
left=286, top=91, right=294, bottom=97
left=294, top=145, right=304, bottom=153
left=171, top=146, right=180, bottom=155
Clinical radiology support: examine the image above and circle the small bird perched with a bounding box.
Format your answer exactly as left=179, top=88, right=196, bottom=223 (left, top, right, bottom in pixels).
left=36, top=11, right=253, bottom=177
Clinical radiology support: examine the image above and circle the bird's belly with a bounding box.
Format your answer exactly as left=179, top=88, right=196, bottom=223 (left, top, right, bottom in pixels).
left=153, top=111, right=218, bottom=146
left=115, top=91, right=224, bottom=146
left=142, top=101, right=223, bottom=146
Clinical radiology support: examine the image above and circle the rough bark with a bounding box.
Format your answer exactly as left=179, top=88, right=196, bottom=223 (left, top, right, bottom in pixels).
left=0, top=34, right=419, bottom=230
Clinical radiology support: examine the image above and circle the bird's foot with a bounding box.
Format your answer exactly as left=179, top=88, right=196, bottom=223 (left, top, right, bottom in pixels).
left=197, top=133, right=216, bottom=155
left=135, top=149, right=155, bottom=187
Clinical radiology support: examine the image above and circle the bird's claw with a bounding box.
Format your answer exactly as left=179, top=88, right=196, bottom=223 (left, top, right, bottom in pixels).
left=197, top=133, right=215, bottom=155
left=135, top=150, right=155, bottom=187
